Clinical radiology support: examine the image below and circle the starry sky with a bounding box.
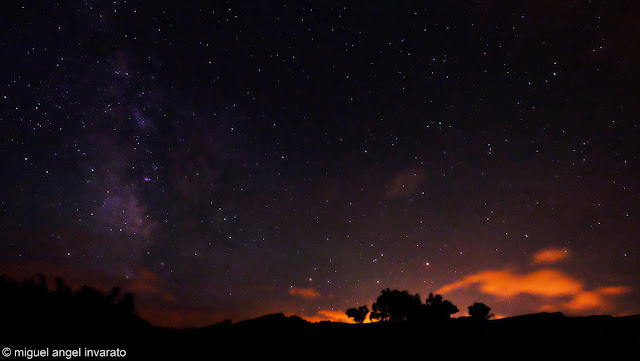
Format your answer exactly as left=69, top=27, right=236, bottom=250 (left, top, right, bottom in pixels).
left=1, top=1, right=639, bottom=328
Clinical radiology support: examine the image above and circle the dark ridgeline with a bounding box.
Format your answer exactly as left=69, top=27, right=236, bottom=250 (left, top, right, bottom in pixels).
left=1, top=275, right=638, bottom=359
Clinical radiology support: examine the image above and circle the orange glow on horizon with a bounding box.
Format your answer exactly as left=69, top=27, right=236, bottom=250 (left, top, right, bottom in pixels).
left=299, top=309, right=373, bottom=323
left=302, top=310, right=355, bottom=323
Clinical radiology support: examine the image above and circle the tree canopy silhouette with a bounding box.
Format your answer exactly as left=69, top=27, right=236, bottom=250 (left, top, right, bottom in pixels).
left=368, top=289, right=460, bottom=323
left=0, top=273, right=148, bottom=342
left=370, top=288, right=423, bottom=322
left=346, top=305, right=369, bottom=323
left=468, top=302, right=493, bottom=321
left=424, top=293, right=459, bottom=321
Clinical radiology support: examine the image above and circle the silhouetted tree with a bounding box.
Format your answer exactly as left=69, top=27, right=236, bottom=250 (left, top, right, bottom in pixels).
left=468, top=302, right=493, bottom=321
left=346, top=305, right=369, bottom=323
left=0, top=273, right=148, bottom=343
left=424, top=293, right=459, bottom=321
left=370, top=288, right=422, bottom=322
left=55, top=277, right=71, bottom=295
left=106, top=286, right=121, bottom=304
left=119, top=292, right=136, bottom=314
left=36, top=273, right=47, bottom=289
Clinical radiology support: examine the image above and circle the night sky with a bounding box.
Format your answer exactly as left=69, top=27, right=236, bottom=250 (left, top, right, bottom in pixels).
left=1, top=1, right=639, bottom=328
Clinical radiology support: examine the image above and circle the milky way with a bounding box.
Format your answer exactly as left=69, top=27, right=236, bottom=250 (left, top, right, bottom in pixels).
left=1, top=1, right=638, bottom=327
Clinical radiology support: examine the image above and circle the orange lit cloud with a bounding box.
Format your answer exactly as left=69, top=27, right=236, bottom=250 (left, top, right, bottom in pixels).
left=127, top=278, right=161, bottom=294
left=539, top=304, right=560, bottom=313
left=564, top=291, right=602, bottom=311
left=385, top=168, right=424, bottom=199
left=289, top=287, right=320, bottom=299
left=532, top=248, right=568, bottom=265
left=563, top=287, right=631, bottom=312
left=126, top=267, right=164, bottom=295
left=437, top=255, right=631, bottom=315
left=436, top=269, right=583, bottom=298
left=139, top=268, right=158, bottom=280
left=598, top=286, right=630, bottom=295
left=162, top=293, right=177, bottom=302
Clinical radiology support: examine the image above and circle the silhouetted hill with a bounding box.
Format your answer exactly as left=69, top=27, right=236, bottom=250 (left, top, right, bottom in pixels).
left=496, top=310, right=566, bottom=321
left=621, top=314, right=640, bottom=321
left=232, top=312, right=309, bottom=329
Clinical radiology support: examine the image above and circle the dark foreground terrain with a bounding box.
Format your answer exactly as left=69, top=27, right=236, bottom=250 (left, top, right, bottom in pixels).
left=4, top=311, right=640, bottom=359
left=2, top=275, right=638, bottom=358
